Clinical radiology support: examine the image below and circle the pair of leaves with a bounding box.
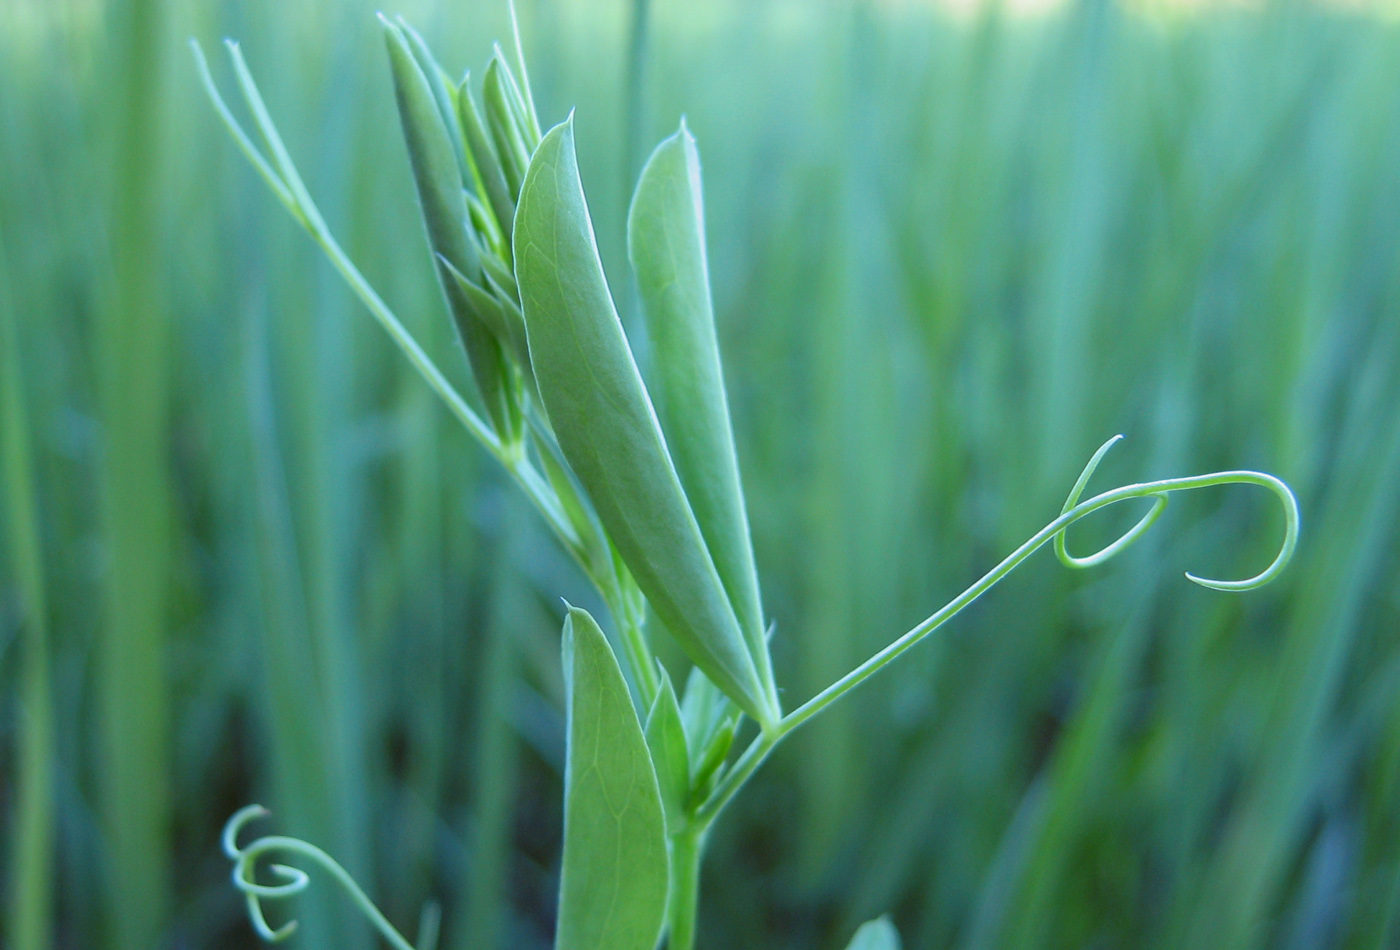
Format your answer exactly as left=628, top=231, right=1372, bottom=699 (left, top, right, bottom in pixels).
left=514, top=117, right=779, bottom=729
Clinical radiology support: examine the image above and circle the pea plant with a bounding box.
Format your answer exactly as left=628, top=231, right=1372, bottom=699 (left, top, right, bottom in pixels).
left=193, top=9, right=1298, bottom=950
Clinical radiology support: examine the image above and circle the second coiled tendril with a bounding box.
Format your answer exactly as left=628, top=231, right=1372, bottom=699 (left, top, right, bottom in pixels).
left=223, top=806, right=434, bottom=950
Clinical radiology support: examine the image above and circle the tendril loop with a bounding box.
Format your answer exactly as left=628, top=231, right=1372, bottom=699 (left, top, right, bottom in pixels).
left=1053, top=435, right=1300, bottom=590
left=222, top=806, right=428, bottom=950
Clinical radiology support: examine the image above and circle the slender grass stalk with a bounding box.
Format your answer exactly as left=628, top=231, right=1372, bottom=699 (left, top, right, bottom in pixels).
left=96, top=0, right=172, bottom=943
left=456, top=512, right=527, bottom=950
left=0, top=226, right=55, bottom=950
left=244, top=304, right=362, bottom=950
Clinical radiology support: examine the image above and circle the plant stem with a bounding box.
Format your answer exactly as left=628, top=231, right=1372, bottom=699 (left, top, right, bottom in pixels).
left=611, top=574, right=661, bottom=709
left=667, top=828, right=704, bottom=950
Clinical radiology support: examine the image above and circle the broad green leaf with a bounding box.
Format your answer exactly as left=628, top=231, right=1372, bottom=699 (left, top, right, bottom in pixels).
left=644, top=669, right=690, bottom=829
left=383, top=19, right=513, bottom=436
left=845, top=917, right=901, bottom=950
left=557, top=607, right=668, bottom=950
left=629, top=122, right=773, bottom=699
left=514, top=117, right=776, bottom=728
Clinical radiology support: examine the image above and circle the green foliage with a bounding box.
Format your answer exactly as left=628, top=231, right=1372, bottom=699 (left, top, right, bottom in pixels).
left=515, top=116, right=778, bottom=728
left=557, top=607, right=669, bottom=950
left=629, top=122, right=774, bottom=704
left=384, top=17, right=516, bottom=438
left=5, top=1, right=1400, bottom=949
left=645, top=669, right=692, bottom=830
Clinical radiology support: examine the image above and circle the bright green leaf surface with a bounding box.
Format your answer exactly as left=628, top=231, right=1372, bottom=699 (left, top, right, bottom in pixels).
left=557, top=607, right=668, bottom=950
left=629, top=122, right=774, bottom=705
left=513, top=117, right=775, bottom=727
left=845, top=916, right=901, bottom=950
left=645, top=669, right=691, bottom=830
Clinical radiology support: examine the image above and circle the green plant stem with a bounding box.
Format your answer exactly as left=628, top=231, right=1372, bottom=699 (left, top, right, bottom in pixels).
left=666, top=828, right=704, bottom=950
left=611, top=573, right=661, bottom=709
left=696, top=469, right=1299, bottom=824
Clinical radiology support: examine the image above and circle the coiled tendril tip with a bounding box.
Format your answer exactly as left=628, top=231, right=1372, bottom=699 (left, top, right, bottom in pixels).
left=1054, top=435, right=1300, bottom=591
left=221, top=806, right=421, bottom=950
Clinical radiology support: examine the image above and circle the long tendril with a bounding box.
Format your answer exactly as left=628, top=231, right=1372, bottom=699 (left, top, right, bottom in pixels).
left=695, top=437, right=1300, bottom=823
left=223, top=806, right=431, bottom=950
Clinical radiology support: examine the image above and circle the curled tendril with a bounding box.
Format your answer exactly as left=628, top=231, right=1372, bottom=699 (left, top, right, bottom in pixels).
left=1053, top=434, right=1300, bottom=590
left=1055, top=435, right=1169, bottom=569
left=769, top=435, right=1302, bottom=745
left=223, top=806, right=430, bottom=950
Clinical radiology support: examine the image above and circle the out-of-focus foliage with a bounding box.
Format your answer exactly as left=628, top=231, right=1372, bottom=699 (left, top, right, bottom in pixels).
left=1, top=0, right=1398, bottom=948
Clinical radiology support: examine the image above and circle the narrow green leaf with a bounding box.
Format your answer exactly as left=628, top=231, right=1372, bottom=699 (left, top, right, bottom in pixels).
left=394, top=17, right=470, bottom=187
left=440, top=256, right=530, bottom=374
left=629, top=122, right=773, bottom=701
left=514, top=117, right=776, bottom=727
left=457, top=74, right=516, bottom=245
left=382, top=19, right=475, bottom=280
left=690, top=715, right=735, bottom=794
left=383, top=19, right=514, bottom=436
left=557, top=607, right=668, bottom=950
left=645, top=669, right=691, bottom=829
left=679, top=665, right=738, bottom=757
left=481, top=246, right=521, bottom=304
left=846, top=917, right=901, bottom=950
left=484, top=57, right=531, bottom=199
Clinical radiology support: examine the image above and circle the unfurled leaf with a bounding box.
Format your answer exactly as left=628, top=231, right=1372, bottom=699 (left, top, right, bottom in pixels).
left=845, top=917, right=901, bottom=950
left=645, top=669, right=690, bottom=829
left=629, top=122, right=773, bottom=698
left=514, top=117, right=777, bottom=728
left=557, top=607, right=668, bottom=950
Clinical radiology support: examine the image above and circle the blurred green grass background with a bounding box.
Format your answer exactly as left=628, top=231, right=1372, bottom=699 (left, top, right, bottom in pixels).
left=3, top=0, right=1400, bottom=947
